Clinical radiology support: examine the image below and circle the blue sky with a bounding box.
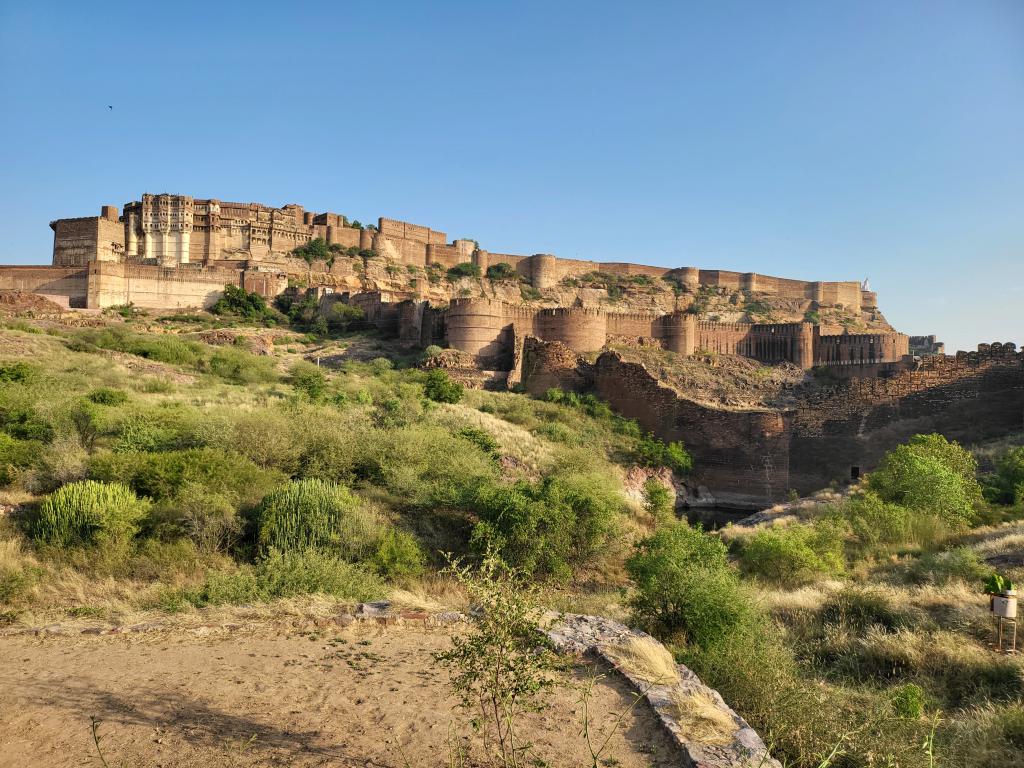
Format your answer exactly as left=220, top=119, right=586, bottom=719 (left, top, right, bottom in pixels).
left=0, top=1, right=1021, bottom=351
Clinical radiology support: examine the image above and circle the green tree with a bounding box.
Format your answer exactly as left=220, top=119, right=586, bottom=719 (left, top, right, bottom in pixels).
left=868, top=434, right=982, bottom=528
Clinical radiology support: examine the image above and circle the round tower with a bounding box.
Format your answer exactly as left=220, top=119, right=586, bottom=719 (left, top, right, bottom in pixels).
left=473, top=248, right=490, bottom=276
left=657, top=313, right=696, bottom=356
left=536, top=308, right=607, bottom=352
left=796, top=322, right=816, bottom=368
left=530, top=253, right=558, bottom=291
left=446, top=298, right=510, bottom=363
left=679, top=266, right=700, bottom=292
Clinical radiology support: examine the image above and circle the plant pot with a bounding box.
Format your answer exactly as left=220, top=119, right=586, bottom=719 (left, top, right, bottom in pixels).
left=991, top=590, right=1018, bottom=619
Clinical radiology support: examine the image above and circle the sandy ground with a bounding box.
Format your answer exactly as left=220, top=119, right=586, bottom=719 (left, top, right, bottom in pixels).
left=0, top=622, right=680, bottom=768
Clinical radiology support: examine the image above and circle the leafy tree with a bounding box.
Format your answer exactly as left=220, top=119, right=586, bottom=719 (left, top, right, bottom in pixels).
left=984, top=446, right=1024, bottom=505
left=292, top=237, right=331, bottom=264
left=211, top=284, right=277, bottom=323
left=868, top=434, right=982, bottom=528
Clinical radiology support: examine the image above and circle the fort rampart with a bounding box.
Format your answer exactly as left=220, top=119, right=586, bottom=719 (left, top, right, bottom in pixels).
left=443, top=298, right=906, bottom=371
left=521, top=340, right=1023, bottom=507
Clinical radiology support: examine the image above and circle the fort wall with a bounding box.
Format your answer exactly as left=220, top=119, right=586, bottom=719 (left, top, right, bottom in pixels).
left=0, top=266, right=89, bottom=306
left=547, top=344, right=1024, bottom=507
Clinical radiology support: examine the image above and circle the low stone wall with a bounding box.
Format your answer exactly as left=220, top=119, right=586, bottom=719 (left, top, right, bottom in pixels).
left=547, top=613, right=780, bottom=768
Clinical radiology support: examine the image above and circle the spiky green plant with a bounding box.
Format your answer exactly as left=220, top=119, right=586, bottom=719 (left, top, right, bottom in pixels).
left=30, top=480, right=148, bottom=547
left=255, top=479, right=381, bottom=559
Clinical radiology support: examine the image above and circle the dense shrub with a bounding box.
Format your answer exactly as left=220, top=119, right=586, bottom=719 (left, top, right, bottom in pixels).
left=890, top=683, right=925, bottom=719
left=205, top=347, right=278, bottom=384
left=289, top=360, right=327, bottom=400
left=470, top=470, right=622, bottom=579
left=0, top=361, right=36, bottom=383
left=326, top=301, right=365, bottom=331
left=87, top=387, right=129, bottom=406
left=292, top=237, right=330, bottom=263
left=88, top=447, right=284, bottom=507
left=485, top=262, right=516, bottom=281
left=0, top=434, right=41, bottom=486
left=373, top=528, right=426, bottom=579
left=210, top=284, right=277, bottom=323
left=627, top=522, right=752, bottom=648
left=457, top=426, right=499, bottom=457
left=907, top=546, right=992, bottom=586
left=29, top=480, right=148, bottom=547
left=424, top=369, right=463, bottom=403
left=185, top=549, right=385, bottom=606
left=255, top=479, right=381, bottom=559
left=635, top=433, right=693, bottom=475
left=154, top=483, right=242, bottom=553
left=447, top=262, right=481, bottom=280
left=868, top=434, right=983, bottom=528
left=739, top=519, right=846, bottom=585
left=642, top=477, right=675, bottom=525
left=985, top=446, right=1024, bottom=505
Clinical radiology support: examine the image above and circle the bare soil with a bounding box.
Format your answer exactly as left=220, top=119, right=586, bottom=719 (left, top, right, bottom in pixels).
left=0, top=623, right=680, bottom=768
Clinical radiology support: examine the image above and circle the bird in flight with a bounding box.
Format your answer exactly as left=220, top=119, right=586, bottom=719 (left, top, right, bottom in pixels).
left=108, top=105, right=113, bottom=110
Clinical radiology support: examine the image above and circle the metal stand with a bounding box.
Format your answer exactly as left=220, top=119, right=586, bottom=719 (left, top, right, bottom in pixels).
left=994, top=616, right=1018, bottom=654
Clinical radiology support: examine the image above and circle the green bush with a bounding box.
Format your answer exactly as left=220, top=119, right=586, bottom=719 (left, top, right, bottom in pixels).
left=0, top=434, right=41, bottom=486
left=0, top=362, right=36, bottom=383
left=184, top=549, right=385, bottom=606
left=907, top=546, right=992, bottom=586
left=210, top=284, right=277, bottom=323
left=470, top=470, right=622, bottom=579
left=289, top=360, right=327, bottom=400
left=29, top=480, right=148, bottom=547
left=88, top=447, right=284, bottom=507
left=205, top=347, right=278, bottom=384
left=457, top=426, right=498, bottom=456
left=635, top=433, right=693, bottom=475
left=890, top=683, right=925, bottom=719
left=373, top=528, right=426, bottom=579
left=87, top=387, right=129, bottom=406
left=485, top=262, right=516, bottom=281
left=739, top=520, right=846, bottom=585
left=326, top=301, right=365, bottom=331
left=985, top=446, right=1024, bottom=505
left=292, top=237, right=330, bottom=263
left=643, top=477, right=675, bottom=525
left=369, top=357, right=394, bottom=375
left=255, top=479, right=381, bottom=559
left=424, top=369, right=463, bottom=404
left=868, top=434, right=982, bottom=529
left=447, top=262, right=481, bottom=280
left=627, top=521, right=752, bottom=648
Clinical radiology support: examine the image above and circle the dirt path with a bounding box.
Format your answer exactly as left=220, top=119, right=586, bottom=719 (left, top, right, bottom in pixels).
left=0, top=623, right=679, bottom=768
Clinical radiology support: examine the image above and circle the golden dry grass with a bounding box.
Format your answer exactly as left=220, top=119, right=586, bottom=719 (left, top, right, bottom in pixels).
left=670, top=687, right=737, bottom=745
left=602, top=634, right=681, bottom=685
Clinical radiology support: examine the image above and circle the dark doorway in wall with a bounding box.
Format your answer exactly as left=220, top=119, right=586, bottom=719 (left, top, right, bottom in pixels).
left=851, top=466, right=861, bottom=480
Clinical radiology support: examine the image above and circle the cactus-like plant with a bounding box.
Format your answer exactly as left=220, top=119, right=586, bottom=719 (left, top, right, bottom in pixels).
left=255, top=479, right=381, bottom=560
left=31, top=480, right=148, bottom=547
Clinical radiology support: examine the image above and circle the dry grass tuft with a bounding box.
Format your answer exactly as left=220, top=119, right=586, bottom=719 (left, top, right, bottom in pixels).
left=670, top=687, right=737, bottom=745
left=603, top=634, right=680, bottom=685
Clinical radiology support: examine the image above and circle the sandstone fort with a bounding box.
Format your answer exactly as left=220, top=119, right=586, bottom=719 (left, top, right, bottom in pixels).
left=1, top=192, right=1019, bottom=507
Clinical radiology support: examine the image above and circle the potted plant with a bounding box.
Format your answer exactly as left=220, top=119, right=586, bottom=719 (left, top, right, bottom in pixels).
left=984, top=573, right=1018, bottom=619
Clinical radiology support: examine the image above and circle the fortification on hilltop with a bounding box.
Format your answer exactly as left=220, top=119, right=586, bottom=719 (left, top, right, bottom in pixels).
left=2, top=191, right=912, bottom=372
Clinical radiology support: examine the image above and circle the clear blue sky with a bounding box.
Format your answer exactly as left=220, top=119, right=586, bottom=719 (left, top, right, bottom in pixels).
left=1, top=1, right=1021, bottom=352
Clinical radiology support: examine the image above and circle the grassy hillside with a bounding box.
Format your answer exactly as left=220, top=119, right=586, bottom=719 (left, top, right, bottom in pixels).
left=1, top=305, right=1022, bottom=767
